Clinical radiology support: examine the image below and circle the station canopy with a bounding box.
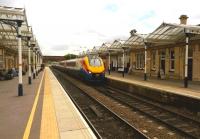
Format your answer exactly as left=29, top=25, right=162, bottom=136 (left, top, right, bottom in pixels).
left=0, top=6, right=39, bottom=54
left=98, top=43, right=111, bottom=53
left=109, top=40, right=126, bottom=51
left=123, top=32, right=146, bottom=49
left=145, top=22, right=200, bottom=46
left=89, top=46, right=99, bottom=55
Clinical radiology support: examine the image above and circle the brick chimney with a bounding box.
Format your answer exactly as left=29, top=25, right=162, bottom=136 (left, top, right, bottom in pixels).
left=179, top=15, right=188, bottom=25
left=130, top=29, right=137, bottom=36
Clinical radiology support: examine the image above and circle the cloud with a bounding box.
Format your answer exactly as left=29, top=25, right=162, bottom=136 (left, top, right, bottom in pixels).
left=138, top=11, right=156, bottom=21
left=50, top=45, right=69, bottom=51
left=1, top=0, right=199, bottom=56
left=104, top=3, right=119, bottom=12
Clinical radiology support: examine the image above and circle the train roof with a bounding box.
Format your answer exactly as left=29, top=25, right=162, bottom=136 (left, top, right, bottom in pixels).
left=60, top=58, right=80, bottom=63
left=59, top=55, right=102, bottom=63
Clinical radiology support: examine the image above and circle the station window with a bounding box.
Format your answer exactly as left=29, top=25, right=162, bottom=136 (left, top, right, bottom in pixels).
left=136, top=52, right=144, bottom=69
left=170, top=49, right=175, bottom=71
left=161, top=50, right=165, bottom=59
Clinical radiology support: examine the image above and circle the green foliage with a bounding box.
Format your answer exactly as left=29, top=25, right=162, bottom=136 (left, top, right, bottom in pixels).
left=64, top=54, right=77, bottom=60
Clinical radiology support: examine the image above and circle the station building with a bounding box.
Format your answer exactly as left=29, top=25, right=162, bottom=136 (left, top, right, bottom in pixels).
left=97, top=15, right=200, bottom=81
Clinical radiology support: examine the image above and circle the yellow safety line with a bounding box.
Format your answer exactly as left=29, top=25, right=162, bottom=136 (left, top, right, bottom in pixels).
left=23, top=69, right=45, bottom=139
left=40, top=68, right=59, bottom=139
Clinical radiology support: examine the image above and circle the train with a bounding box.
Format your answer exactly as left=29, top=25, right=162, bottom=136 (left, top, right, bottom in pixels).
left=54, top=55, right=105, bottom=82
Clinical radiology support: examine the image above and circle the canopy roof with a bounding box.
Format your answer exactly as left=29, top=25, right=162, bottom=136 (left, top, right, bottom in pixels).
left=124, top=33, right=146, bottom=49
left=96, top=22, right=200, bottom=55
left=145, top=22, right=200, bottom=46
left=98, top=43, right=111, bottom=53
left=0, top=6, right=41, bottom=55
left=109, top=40, right=125, bottom=50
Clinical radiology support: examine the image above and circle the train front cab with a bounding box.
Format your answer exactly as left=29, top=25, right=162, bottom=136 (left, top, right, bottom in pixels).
left=80, top=56, right=105, bottom=83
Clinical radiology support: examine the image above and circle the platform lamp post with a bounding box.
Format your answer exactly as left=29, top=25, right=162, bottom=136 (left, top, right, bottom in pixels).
left=184, top=28, right=190, bottom=88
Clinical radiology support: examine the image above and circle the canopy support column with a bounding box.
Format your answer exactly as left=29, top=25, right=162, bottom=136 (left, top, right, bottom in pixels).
left=122, top=49, right=125, bottom=77
left=184, top=34, right=189, bottom=88
left=17, top=21, right=23, bottom=96
left=28, top=37, right=31, bottom=84
left=32, top=48, right=36, bottom=79
left=35, top=50, right=38, bottom=76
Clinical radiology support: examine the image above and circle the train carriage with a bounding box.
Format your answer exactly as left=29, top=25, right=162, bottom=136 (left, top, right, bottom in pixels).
left=55, top=55, right=105, bottom=82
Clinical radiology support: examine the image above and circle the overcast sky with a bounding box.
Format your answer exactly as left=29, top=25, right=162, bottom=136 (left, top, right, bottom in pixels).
left=0, top=0, right=200, bottom=56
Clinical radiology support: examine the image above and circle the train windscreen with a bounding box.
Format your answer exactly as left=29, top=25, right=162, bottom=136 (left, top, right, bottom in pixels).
left=89, top=57, right=102, bottom=67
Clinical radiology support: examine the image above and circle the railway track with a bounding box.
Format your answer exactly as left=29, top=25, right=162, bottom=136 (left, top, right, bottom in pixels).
left=51, top=68, right=149, bottom=139
left=95, top=85, right=200, bottom=139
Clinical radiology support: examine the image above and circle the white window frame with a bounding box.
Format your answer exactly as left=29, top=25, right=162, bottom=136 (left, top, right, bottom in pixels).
left=136, top=52, right=144, bottom=70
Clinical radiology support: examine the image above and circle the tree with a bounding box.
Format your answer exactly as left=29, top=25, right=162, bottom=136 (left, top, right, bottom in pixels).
left=64, top=54, right=77, bottom=60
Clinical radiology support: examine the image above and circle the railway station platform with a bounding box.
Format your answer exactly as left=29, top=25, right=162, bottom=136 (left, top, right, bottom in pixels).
left=105, top=72, right=200, bottom=112
left=0, top=67, right=96, bottom=139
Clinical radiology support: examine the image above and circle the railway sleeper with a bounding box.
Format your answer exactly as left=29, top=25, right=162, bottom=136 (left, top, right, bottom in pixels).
left=89, top=105, right=103, bottom=118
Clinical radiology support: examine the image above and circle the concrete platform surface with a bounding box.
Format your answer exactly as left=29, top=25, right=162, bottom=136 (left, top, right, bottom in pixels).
left=0, top=68, right=97, bottom=139
left=106, top=72, right=200, bottom=100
